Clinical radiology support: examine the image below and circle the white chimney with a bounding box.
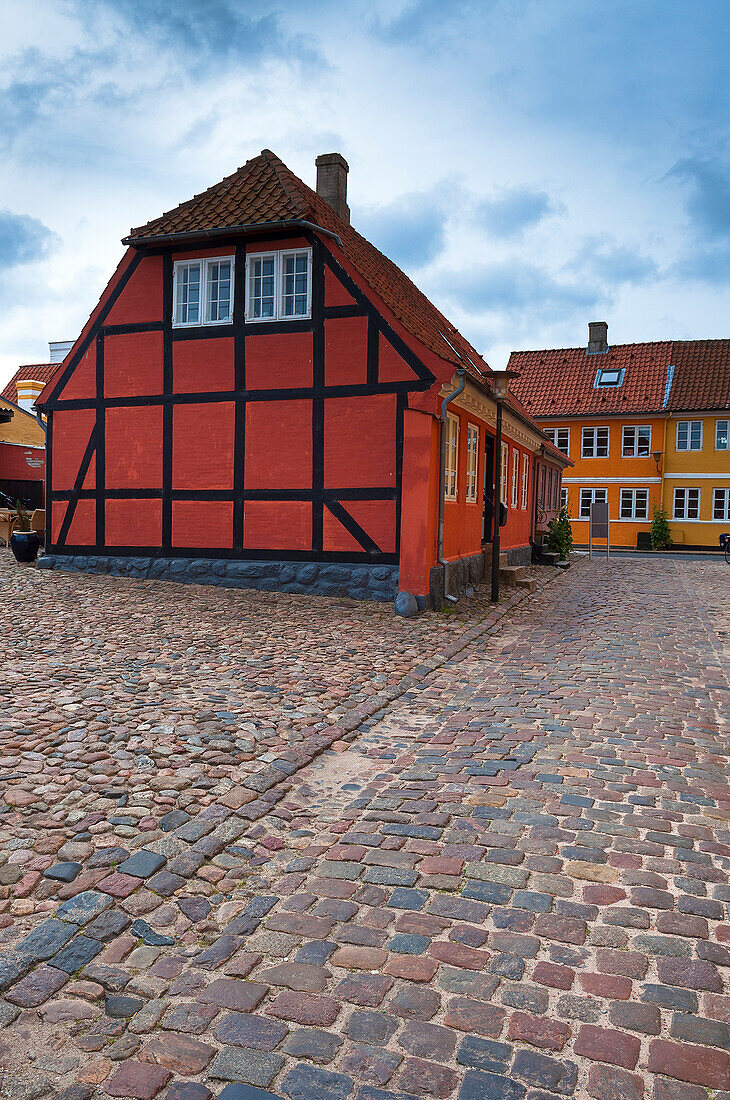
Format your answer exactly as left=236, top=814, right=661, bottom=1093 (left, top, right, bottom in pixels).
left=16, top=379, right=45, bottom=414
left=49, top=340, right=74, bottom=363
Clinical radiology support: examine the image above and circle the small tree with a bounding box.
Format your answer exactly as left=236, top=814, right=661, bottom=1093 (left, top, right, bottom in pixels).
left=650, top=504, right=671, bottom=550
left=15, top=501, right=31, bottom=532
left=547, top=505, right=573, bottom=560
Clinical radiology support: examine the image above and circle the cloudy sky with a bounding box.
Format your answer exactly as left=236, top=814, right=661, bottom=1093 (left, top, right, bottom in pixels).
left=1, top=0, right=729, bottom=385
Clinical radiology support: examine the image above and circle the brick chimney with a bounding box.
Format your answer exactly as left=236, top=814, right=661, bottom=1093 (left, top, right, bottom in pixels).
left=587, top=321, right=608, bottom=355
left=316, top=153, right=350, bottom=223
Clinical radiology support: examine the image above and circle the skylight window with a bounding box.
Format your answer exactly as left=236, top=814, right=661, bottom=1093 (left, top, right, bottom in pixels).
left=595, top=367, right=624, bottom=388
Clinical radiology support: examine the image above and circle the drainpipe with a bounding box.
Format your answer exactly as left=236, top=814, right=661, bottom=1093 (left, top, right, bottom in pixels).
left=437, top=367, right=467, bottom=604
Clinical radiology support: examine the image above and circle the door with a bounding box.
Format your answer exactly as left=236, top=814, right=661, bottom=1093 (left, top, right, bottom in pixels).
left=482, top=435, right=495, bottom=543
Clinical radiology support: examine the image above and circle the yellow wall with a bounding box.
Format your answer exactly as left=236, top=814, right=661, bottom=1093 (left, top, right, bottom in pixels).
left=662, top=413, right=730, bottom=547
left=540, top=414, right=665, bottom=548
left=539, top=411, right=730, bottom=548
left=0, top=398, right=46, bottom=447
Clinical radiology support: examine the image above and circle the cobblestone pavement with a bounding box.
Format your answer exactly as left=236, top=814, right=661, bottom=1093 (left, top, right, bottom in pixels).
left=0, top=554, right=729, bottom=1100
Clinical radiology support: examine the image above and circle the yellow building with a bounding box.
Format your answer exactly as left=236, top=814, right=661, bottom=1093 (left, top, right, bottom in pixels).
left=509, top=324, right=730, bottom=550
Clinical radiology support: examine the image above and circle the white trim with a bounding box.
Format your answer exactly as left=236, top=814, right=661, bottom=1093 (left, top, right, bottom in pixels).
left=581, top=425, right=610, bottom=459
left=715, top=418, right=728, bottom=451
left=172, top=256, right=235, bottom=327
left=0, top=441, right=45, bottom=450
left=245, top=248, right=312, bottom=322
left=621, top=424, right=652, bottom=457
left=465, top=422, right=479, bottom=504
left=444, top=413, right=459, bottom=501
left=664, top=473, right=730, bottom=480
left=563, top=476, right=661, bottom=484
left=673, top=486, right=701, bottom=520
left=675, top=418, right=703, bottom=451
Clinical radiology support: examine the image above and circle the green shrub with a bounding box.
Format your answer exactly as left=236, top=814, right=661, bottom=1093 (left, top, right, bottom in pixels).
left=547, top=505, right=573, bottom=560
left=650, top=504, right=672, bottom=550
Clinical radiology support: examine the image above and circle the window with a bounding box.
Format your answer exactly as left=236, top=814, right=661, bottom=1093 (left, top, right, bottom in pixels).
left=501, top=443, right=509, bottom=505
left=544, top=427, right=570, bottom=456
left=445, top=414, right=459, bottom=500
left=622, top=425, right=651, bottom=457
left=466, top=424, right=479, bottom=503
left=676, top=420, right=703, bottom=451
left=620, top=488, right=649, bottom=519
left=552, top=470, right=559, bottom=509
left=539, top=465, right=546, bottom=506
left=716, top=420, right=729, bottom=450
left=595, top=368, right=623, bottom=388
left=580, top=488, right=607, bottom=518
left=173, top=257, right=234, bottom=327
left=246, top=249, right=311, bottom=321
left=560, top=487, right=568, bottom=510
left=582, top=426, right=610, bottom=458
left=673, top=487, right=700, bottom=519
left=713, top=489, right=730, bottom=520
left=521, top=454, right=529, bottom=509
left=511, top=450, right=519, bottom=508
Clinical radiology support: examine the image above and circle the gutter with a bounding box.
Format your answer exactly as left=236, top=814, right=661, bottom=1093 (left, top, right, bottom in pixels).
left=122, top=218, right=343, bottom=249
left=437, top=367, right=467, bottom=604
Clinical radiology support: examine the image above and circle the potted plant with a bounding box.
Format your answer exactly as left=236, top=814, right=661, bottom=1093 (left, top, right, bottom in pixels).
left=546, top=505, right=574, bottom=561
left=9, top=501, right=41, bottom=563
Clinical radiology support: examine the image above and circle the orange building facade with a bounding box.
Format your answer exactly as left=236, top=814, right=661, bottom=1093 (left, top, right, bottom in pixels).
left=511, top=325, right=730, bottom=550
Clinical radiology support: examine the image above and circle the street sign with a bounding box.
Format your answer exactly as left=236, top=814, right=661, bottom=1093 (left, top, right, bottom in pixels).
left=589, top=501, right=610, bottom=558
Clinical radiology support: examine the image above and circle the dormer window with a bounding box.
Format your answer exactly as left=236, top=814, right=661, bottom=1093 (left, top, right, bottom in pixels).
left=173, top=257, right=233, bottom=327
left=595, top=367, right=623, bottom=388
left=246, top=249, right=311, bottom=321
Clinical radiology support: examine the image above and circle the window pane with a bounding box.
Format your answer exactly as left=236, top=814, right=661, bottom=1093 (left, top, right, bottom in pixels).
left=677, top=423, right=688, bottom=449
left=716, top=421, right=728, bottom=449
left=690, top=422, right=702, bottom=449
left=637, top=427, right=651, bottom=455
left=620, top=490, right=632, bottom=518
left=635, top=490, right=648, bottom=518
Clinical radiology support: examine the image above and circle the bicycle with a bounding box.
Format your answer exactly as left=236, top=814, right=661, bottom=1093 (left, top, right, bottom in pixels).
left=721, top=533, right=730, bottom=564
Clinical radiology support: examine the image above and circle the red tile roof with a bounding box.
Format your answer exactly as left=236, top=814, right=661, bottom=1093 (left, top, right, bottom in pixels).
left=126, top=149, right=489, bottom=375
left=509, top=339, right=730, bottom=417
left=2, top=364, right=56, bottom=406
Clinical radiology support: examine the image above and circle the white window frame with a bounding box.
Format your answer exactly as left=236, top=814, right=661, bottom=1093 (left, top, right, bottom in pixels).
left=676, top=420, right=703, bottom=452
left=465, top=423, right=479, bottom=504
left=445, top=414, right=459, bottom=501
left=501, top=443, right=509, bottom=505
left=622, top=425, right=652, bottom=457
left=673, top=487, right=700, bottom=520
left=716, top=420, right=729, bottom=451
left=173, top=256, right=234, bottom=328
left=582, top=426, right=610, bottom=459
left=544, top=427, right=570, bottom=456
left=713, top=488, right=730, bottom=521
left=560, top=487, right=568, bottom=511
left=245, top=248, right=312, bottom=322
left=579, top=487, right=607, bottom=518
left=511, top=449, right=519, bottom=509
left=619, top=488, right=649, bottom=520
left=521, top=454, right=529, bottom=510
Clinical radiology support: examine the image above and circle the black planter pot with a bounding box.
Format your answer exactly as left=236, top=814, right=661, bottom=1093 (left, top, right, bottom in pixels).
left=10, top=530, right=41, bottom=563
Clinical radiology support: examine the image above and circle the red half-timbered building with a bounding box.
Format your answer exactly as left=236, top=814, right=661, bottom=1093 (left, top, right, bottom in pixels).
left=37, top=150, right=568, bottom=606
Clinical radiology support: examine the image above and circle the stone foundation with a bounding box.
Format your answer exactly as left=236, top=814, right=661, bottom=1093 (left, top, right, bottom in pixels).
left=428, top=544, right=532, bottom=610
left=37, top=554, right=399, bottom=602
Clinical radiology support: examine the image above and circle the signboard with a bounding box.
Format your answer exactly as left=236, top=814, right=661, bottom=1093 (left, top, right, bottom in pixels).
left=589, top=501, right=610, bottom=558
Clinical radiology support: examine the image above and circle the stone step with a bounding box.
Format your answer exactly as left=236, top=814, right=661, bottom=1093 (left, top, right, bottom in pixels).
left=540, top=551, right=560, bottom=566
left=516, top=576, right=537, bottom=593
left=499, top=565, right=527, bottom=587
left=556, top=559, right=571, bottom=569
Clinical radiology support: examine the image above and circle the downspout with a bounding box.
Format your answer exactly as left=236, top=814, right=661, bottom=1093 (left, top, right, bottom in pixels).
left=437, top=367, right=467, bottom=604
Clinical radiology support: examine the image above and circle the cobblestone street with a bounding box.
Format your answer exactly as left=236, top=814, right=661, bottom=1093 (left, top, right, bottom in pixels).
left=0, top=553, right=729, bottom=1100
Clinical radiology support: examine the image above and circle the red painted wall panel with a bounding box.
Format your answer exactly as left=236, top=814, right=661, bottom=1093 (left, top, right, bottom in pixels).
left=0, top=443, right=45, bottom=482
left=105, top=405, right=163, bottom=489
left=172, top=501, right=234, bottom=548
left=105, top=332, right=164, bottom=399
left=58, top=346, right=96, bottom=401
left=52, top=410, right=96, bottom=490
left=245, top=400, right=312, bottom=490
left=322, top=508, right=363, bottom=553
left=324, top=264, right=356, bottom=307
left=246, top=332, right=313, bottom=390
left=52, top=499, right=96, bottom=546
left=398, top=409, right=438, bottom=595
left=105, top=255, right=163, bottom=325
left=324, top=316, right=368, bottom=387
left=243, top=501, right=312, bottom=551
left=379, top=333, right=418, bottom=384
left=346, top=499, right=397, bottom=554
left=105, top=499, right=162, bottom=547
left=324, top=395, right=396, bottom=489
left=172, top=403, right=235, bottom=490
left=173, top=339, right=235, bottom=394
